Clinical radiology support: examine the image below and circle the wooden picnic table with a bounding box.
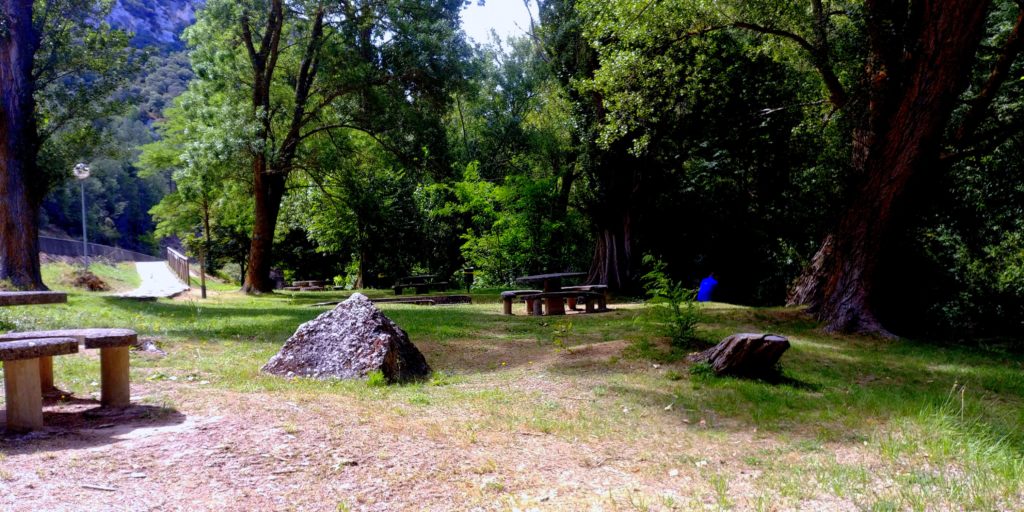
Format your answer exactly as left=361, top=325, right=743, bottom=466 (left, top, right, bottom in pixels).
left=515, top=272, right=587, bottom=315
left=0, top=291, right=136, bottom=431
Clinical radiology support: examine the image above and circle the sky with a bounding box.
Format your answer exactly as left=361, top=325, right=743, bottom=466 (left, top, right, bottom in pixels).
left=460, top=1, right=535, bottom=44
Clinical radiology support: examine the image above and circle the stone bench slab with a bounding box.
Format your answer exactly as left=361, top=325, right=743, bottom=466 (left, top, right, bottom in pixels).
left=521, top=291, right=602, bottom=300
left=0, top=291, right=67, bottom=307
left=0, top=328, right=137, bottom=349
left=500, top=290, right=542, bottom=299
left=0, top=338, right=79, bottom=361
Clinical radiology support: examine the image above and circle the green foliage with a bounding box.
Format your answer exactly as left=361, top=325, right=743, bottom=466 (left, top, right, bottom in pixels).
left=642, top=255, right=700, bottom=347
left=365, top=370, right=388, bottom=388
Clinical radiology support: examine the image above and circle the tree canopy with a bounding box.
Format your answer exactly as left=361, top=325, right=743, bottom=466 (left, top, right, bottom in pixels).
left=2, top=0, right=1022, bottom=339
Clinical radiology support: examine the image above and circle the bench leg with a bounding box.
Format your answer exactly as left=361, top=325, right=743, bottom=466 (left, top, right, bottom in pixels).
left=586, top=298, right=596, bottom=313
left=531, top=298, right=543, bottom=316
left=567, top=297, right=578, bottom=310
left=503, top=298, right=513, bottom=315
left=4, top=358, right=44, bottom=431
left=546, top=297, right=565, bottom=316
left=39, top=355, right=55, bottom=392
left=598, top=295, right=607, bottom=311
left=100, top=346, right=131, bottom=407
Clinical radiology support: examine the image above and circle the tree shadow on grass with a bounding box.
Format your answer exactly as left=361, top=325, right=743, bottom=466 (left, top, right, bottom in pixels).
left=592, top=335, right=1024, bottom=459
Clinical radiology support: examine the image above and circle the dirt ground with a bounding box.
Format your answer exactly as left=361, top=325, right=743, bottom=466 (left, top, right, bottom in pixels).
left=0, top=340, right=859, bottom=512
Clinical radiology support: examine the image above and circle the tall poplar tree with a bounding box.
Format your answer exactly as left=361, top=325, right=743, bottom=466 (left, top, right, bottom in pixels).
left=185, top=0, right=470, bottom=293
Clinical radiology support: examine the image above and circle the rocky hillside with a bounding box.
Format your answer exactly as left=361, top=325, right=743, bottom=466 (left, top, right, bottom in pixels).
left=108, top=0, right=202, bottom=51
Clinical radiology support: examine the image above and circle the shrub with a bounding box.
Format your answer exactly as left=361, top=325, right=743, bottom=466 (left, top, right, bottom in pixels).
left=642, top=254, right=700, bottom=347
left=365, top=370, right=388, bottom=387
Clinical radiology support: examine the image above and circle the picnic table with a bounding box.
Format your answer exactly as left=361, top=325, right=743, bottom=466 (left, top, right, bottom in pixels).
left=515, top=272, right=587, bottom=315
left=394, top=275, right=449, bottom=295
left=0, top=291, right=136, bottom=431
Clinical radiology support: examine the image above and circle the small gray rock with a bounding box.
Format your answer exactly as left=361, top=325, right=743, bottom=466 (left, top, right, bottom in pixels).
left=262, top=293, right=430, bottom=383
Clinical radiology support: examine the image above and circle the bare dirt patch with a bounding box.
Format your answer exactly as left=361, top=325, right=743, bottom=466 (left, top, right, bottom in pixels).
left=0, top=338, right=879, bottom=511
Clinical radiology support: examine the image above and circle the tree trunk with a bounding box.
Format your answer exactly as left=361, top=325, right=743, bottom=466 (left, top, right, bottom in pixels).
left=587, top=210, right=635, bottom=292
left=0, top=0, right=43, bottom=290
left=201, top=200, right=211, bottom=299
left=237, top=2, right=324, bottom=293
left=791, top=0, right=992, bottom=334
left=242, top=159, right=286, bottom=293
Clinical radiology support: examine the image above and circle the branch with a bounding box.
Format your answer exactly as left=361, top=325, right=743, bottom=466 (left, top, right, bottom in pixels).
left=949, top=6, right=1024, bottom=150
left=240, top=12, right=259, bottom=66
left=941, top=115, right=1024, bottom=165
left=733, top=21, right=848, bottom=108
left=298, top=123, right=358, bottom=142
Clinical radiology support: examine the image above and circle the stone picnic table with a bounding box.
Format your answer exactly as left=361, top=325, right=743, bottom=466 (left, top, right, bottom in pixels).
left=394, top=275, right=450, bottom=295
left=0, top=291, right=136, bottom=431
left=514, top=272, right=587, bottom=315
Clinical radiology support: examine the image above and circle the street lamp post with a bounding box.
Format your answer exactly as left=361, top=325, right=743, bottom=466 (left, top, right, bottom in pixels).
left=73, top=163, right=91, bottom=270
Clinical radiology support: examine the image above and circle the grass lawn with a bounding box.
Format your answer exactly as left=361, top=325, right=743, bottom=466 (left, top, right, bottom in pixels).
left=0, top=279, right=1021, bottom=510
left=39, top=260, right=142, bottom=293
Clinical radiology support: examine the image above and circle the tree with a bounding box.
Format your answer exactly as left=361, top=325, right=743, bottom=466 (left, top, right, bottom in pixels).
left=773, top=1, right=1021, bottom=334
left=573, top=0, right=1024, bottom=333
left=139, top=86, right=253, bottom=294
left=297, top=131, right=424, bottom=288
left=1, top=0, right=136, bottom=288
left=441, top=32, right=588, bottom=284
left=0, top=0, right=43, bottom=288
left=538, top=0, right=643, bottom=290
left=183, top=0, right=470, bottom=293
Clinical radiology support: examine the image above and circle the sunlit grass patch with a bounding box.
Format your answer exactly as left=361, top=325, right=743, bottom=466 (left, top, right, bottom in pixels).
left=41, top=260, right=141, bottom=292
left=0, top=286, right=1021, bottom=510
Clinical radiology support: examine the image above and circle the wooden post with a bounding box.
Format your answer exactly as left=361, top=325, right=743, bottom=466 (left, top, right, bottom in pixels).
left=100, top=346, right=131, bottom=407
left=503, top=297, right=513, bottom=315
left=532, top=298, right=543, bottom=316
left=38, top=355, right=54, bottom=392
left=4, top=358, right=43, bottom=431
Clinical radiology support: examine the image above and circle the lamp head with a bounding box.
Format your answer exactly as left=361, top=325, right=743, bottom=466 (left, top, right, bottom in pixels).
left=72, top=163, right=90, bottom=180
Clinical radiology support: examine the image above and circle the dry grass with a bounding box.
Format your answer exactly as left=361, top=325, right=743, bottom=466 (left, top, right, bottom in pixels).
left=0, top=289, right=1021, bottom=511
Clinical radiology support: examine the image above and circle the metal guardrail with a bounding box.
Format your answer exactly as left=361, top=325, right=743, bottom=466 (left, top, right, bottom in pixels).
left=39, top=236, right=162, bottom=263
left=166, top=247, right=191, bottom=286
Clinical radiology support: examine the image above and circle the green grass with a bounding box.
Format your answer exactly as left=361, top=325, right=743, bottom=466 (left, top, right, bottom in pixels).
left=1, top=282, right=1022, bottom=509
left=40, top=260, right=141, bottom=292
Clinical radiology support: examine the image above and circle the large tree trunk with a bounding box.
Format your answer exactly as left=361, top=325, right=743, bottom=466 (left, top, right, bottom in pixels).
left=0, top=0, right=44, bottom=289
left=790, top=0, right=992, bottom=334
left=587, top=209, right=636, bottom=292
left=242, top=159, right=286, bottom=293
left=238, top=2, right=325, bottom=293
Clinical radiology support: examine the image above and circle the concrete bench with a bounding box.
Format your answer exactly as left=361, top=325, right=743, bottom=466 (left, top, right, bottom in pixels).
left=561, top=285, right=609, bottom=311
left=0, top=337, right=79, bottom=431
left=394, top=281, right=450, bottom=295
left=521, top=291, right=604, bottom=315
left=500, top=290, right=542, bottom=315
left=0, top=291, right=67, bottom=307
left=0, top=328, right=137, bottom=408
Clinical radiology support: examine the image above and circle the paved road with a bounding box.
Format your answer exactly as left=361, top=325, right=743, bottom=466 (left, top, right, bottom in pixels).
left=117, top=261, right=190, bottom=299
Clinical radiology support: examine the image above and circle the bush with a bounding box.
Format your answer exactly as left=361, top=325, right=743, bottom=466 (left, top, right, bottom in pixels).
left=365, top=370, right=388, bottom=387
left=642, top=254, right=701, bottom=347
